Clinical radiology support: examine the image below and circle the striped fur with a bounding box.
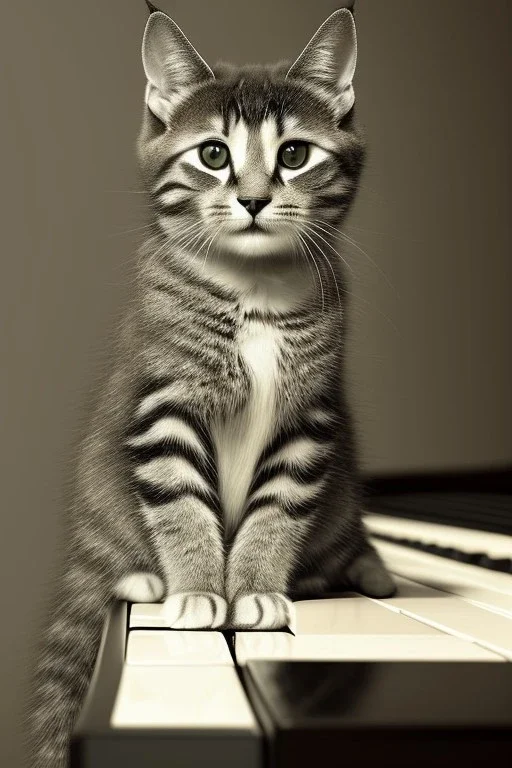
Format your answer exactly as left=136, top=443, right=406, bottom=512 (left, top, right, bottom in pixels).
left=24, top=6, right=395, bottom=767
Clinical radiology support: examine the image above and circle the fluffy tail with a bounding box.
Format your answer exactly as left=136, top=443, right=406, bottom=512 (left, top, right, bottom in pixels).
left=23, top=566, right=113, bottom=768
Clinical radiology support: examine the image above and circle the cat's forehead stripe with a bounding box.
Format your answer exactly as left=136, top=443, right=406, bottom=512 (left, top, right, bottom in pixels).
left=228, top=119, right=249, bottom=174
left=260, top=119, right=280, bottom=175
left=225, top=117, right=279, bottom=176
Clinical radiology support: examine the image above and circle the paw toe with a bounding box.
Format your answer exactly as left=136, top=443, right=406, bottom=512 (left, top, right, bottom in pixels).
left=230, top=593, right=294, bottom=630
left=163, top=592, right=227, bottom=629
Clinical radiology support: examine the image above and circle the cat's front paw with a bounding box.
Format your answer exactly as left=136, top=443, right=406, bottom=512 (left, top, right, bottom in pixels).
left=163, top=592, right=227, bottom=629
left=229, top=593, right=295, bottom=631
left=114, top=572, right=165, bottom=603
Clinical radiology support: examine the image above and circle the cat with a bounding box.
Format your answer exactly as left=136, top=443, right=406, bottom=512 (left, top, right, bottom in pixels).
left=24, top=3, right=395, bottom=766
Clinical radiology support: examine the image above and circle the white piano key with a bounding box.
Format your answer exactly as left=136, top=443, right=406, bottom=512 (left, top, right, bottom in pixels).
left=126, top=630, right=233, bottom=666
left=372, top=538, right=512, bottom=615
left=365, top=513, right=512, bottom=559
left=235, top=632, right=503, bottom=663
left=294, top=596, right=443, bottom=635
left=369, top=574, right=512, bottom=659
left=129, top=603, right=168, bottom=629
left=111, top=665, right=259, bottom=730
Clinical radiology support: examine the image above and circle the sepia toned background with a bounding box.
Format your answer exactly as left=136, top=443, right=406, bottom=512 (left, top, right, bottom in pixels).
left=0, top=1, right=510, bottom=765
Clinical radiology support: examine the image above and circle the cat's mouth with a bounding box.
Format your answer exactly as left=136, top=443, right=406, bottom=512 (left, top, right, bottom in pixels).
left=243, top=221, right=267, bottom=234
left=219, top=222, right=292, bottom=258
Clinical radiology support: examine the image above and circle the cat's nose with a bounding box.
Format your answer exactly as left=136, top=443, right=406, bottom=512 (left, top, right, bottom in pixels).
left=237, top=197, right=272, bottom=217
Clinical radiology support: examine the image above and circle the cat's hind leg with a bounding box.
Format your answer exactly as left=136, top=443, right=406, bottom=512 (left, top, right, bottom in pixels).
left=114, top=572, right=165, bottom=602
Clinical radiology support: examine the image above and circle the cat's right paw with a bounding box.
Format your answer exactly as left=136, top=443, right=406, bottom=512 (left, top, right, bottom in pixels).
left=163, top=592, right=227, bottom=629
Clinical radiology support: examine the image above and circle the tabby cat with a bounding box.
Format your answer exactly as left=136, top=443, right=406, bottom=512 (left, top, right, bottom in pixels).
left=25, top=3, right=395, bottom=766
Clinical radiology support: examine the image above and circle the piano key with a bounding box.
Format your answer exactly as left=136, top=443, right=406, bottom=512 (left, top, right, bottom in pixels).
left=129, top=603, right=168, bottom=629
left=372, top=538, right=512, bottom=615
left=235, top=632, right=503, bottom=663
left=369, top=574, right=512, bottom=658
left=365, top=512, right=512, bottom=559
left=110, top=665, right=259, bottom=731
left=242, top=661, right=512, bottom=768
left=72, top=602, right=261, bottom=768
left=293, top=595, right=444, bottom=634
left=126, top=630, right=233, bottom=666
left=365, top=490, right=512, bottom=536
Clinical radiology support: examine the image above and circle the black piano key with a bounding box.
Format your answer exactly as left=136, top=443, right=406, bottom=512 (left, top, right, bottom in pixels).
left=243, top=661, right=512, bottom=768
left=366, top=490, right=512, bottom=536
left=370, top=532, right=512, bottom=573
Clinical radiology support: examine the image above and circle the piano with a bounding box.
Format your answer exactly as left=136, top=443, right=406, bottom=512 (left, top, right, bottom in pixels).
left=71, top=470, right=512, bottom=767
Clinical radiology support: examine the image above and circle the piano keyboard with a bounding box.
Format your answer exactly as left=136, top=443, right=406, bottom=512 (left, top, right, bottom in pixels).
left=365, top=512, right=512, bottom=572
left=72, top=532, right=512, bottom=767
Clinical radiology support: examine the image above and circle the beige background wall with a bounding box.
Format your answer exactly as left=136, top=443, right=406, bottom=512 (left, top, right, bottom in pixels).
left=0, top=1, right=510, bottom=765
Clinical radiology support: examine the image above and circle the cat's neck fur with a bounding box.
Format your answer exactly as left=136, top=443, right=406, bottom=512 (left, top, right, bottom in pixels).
left=158, top=238, right=323, bottom=315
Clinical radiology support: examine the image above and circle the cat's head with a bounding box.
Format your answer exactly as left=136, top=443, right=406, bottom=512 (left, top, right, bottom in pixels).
left=137, top=5, right=365, bottom=260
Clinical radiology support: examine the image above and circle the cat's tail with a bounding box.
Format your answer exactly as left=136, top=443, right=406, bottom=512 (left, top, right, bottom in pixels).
left=23, top=566, right=113, bottom=768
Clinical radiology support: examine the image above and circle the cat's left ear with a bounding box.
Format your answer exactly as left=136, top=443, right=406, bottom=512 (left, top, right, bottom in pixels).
left=286, top=9, right=357, bottom=120
left=142, top=11, right=214, bottom=125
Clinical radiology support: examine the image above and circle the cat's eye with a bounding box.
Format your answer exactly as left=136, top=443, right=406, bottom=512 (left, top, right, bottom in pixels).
left=278, top=141, right=310, bottom=170
left=199, top=141, right=230, bottom=170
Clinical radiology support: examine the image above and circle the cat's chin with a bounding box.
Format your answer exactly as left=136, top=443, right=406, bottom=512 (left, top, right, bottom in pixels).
left=219, top=231, right=293, bottom=260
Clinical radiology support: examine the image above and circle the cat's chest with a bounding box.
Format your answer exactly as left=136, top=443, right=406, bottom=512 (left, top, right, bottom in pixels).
left=210, top=312, right=284, bottom=536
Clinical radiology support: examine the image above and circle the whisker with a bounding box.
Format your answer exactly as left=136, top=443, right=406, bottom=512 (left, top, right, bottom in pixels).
left=177, top=226, right=210, bottom=253
left=107, top=221, right=156, bottom=238
left=303, top=223, right=400, bottom=333
left=169, top=220, right=207, bottom=246
left=302, top=222, right=354, bottom=277
left=159, top=224, right=208, bottom=259
left=293, top=233, right=315, bottom=281
left=300, top=229, right=343, bottom=319
left=193, top=227, right=217, bottom=263
left=339, top=228, right=398, bottom=297
left=201, top=228, right=223, bottom=269
left=105, top=189, right=148, bottom=194
left=310, top=218, right=398, bottom=296
left=297, top=232, right=325, bottom=313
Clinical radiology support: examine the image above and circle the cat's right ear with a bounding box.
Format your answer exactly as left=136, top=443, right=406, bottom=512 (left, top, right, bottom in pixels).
left=286, top=9, right=357, bottom=120
left=142, top=11, right=214, bottom=126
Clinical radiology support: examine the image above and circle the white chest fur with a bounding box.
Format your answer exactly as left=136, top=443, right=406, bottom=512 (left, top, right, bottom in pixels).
left=201, top=251, right=316, bottom=537
left=211, top=317, right=283, bottom=537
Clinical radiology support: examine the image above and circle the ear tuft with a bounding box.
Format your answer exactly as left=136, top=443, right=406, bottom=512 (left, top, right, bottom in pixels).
left=142, top=12, right=214, bottom=125
left=145, top=1, right=160, bottom=14
left=286, top=9, right=357, bottom=119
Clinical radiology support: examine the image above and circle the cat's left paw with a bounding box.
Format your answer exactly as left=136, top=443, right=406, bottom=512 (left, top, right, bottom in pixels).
left=229, top=593, right=295, bottom=631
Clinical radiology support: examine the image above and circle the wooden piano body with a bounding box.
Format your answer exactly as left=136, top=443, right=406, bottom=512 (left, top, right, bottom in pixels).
left=71, top=510, right=512, bottom=767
